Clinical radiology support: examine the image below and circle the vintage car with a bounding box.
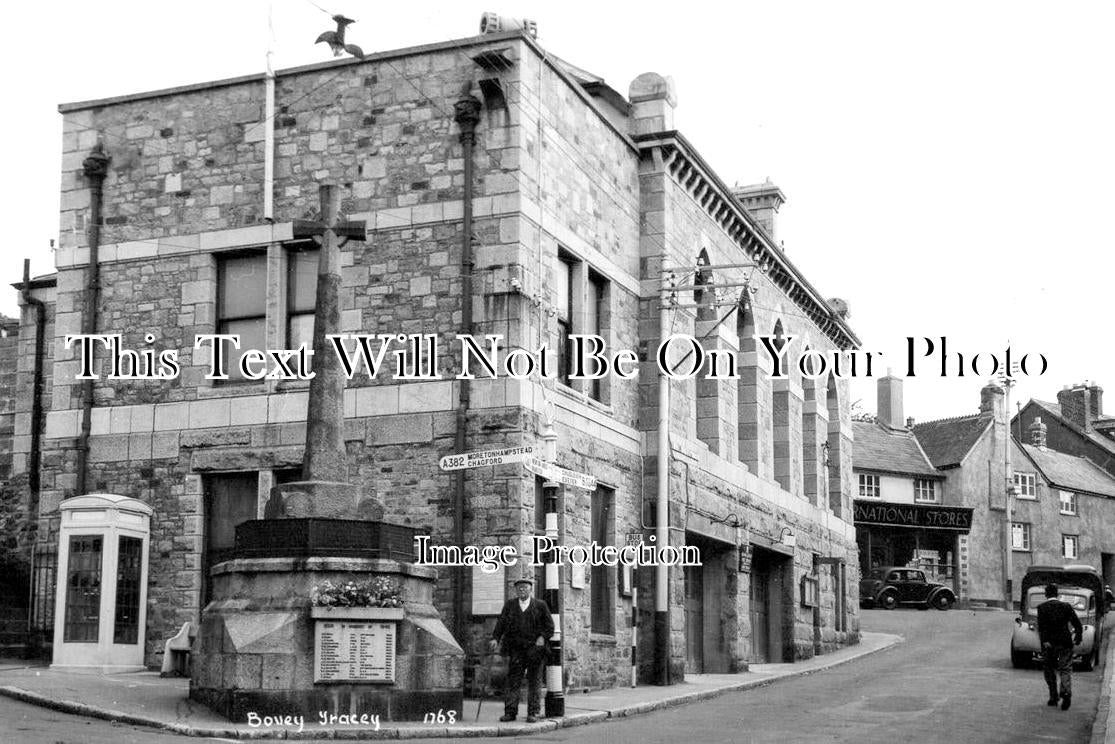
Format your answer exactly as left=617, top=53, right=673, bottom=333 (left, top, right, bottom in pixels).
left=859, top=566, right=956, bottom=610
left=1010, top=565, right=1106, bottom=671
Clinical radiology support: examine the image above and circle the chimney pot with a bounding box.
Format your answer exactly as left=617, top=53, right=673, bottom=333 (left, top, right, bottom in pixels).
left=1029, top=416, right=1048, bottom=448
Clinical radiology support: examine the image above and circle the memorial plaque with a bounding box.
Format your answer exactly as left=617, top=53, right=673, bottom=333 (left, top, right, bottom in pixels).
left=313, top=620, right=396, bottom=683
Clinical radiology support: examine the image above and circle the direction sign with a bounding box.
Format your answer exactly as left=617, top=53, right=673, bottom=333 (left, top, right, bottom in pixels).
left=439, top=446, right=535, bottom=471
left=523, top=457, right=597, bottom=490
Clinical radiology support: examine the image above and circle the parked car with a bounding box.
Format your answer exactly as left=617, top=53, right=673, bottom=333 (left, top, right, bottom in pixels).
left=859, top=566, right=955, bottom=610
left=1010, top=565, right=1107, bottom=671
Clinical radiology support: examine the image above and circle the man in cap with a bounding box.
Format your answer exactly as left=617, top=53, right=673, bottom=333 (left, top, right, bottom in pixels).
left=489, top=575, right=554, bottom=723
left=1037, top=583, right=1083, bottom=710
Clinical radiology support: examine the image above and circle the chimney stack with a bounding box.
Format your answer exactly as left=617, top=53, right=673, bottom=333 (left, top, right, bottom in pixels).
left=980, top=382, right=1005, bottom=422
left=733, top=179, right=786, bottom=241
left=1057, top=382, right=1104, bottom=432
left=877, top=373, right=904, bottom=429
left=1029, top=416, right=1048, bottom=448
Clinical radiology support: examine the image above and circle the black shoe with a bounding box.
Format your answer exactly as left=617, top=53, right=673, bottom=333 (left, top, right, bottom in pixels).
left=526, top=715, right=539, bottom=723
left=1047, top=697, right=1059, bottom=706
left=499, top=714, right=516, bottom=722
left=1061, top=694, right=1072, bottom=711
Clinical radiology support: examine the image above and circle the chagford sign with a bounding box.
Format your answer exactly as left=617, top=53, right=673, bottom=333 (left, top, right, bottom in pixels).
left=853, top=500, right=973, bottom=531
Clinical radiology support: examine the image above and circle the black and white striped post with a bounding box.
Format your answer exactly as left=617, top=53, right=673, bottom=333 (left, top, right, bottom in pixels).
left=630, top=582, right=638, bottom=687
left=541, top=422, right=564, bottom=717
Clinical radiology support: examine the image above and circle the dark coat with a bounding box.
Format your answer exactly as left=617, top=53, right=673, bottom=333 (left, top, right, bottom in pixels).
left=492, top=596, right=554, bottom=654
left=1037, top=598, right=1084, bottom=649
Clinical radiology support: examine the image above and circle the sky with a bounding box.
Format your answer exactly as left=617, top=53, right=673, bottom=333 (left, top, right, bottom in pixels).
left=2, top=1, right=1112, bottom=422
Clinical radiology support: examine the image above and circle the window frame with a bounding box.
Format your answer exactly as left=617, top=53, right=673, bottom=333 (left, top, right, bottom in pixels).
left=1013, top=472, right=1037, bottom=500
left=555, top=254, right=574, bottom=386
left=858, top=473, right=881, bottom=499
left=589, top=485, right=616, bottom=635
left=216, top=250, right=268, bottom=383
left=553, top=251, right=612, bottom=404
left=1011, top=522, right=1031, bottom=552
left=586, top=269, right=608, bottom=402
left=1059, top=490, right=1078, bottom=516
left=913, top=478, right=938, bottom=503
left=1063, top=534, right=1079, bottom=560
left=285, top=244, right=320, bottom=351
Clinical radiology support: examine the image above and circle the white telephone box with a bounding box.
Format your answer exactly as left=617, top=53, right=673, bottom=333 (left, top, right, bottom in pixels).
left=51, top=494, right=153, bottom=672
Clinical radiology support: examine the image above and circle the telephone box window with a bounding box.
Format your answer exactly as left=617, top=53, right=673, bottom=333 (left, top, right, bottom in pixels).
left=63, top=535, right=103, bottom=643
left=114, top=536, right=143, bottom=644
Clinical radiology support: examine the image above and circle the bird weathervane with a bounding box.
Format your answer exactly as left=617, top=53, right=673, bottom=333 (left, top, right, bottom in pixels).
left=316, top=15, right=365, bottom=59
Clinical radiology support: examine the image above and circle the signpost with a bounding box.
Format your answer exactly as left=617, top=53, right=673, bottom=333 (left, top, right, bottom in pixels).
left=438, top=447, right=596, bottom=490
left=438, top=446, right=535, bottom=471
left=523, top=457, right=597, bottom=490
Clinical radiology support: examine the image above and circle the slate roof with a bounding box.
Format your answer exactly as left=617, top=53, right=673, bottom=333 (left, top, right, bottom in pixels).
left=852, top=421, right=940, bottom=477
left=1019, top=443, right=1115, bottom=498
left=912, top=414, right=992, bottom=469
left=1028, top=399, right=1115, bottom=456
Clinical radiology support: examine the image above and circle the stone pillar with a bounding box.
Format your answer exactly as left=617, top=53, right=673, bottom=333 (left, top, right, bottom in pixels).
left=802, top=384, right=829, bottom=507
left=773, top=378, right=803, bottom=496
left=695, top=319, right=739, bottom=460
left=628, top=73, right=676, bottom=137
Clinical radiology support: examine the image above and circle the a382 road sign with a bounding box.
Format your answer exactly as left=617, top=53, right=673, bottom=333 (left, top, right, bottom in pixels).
left=439, top=446, right=536, bottom=471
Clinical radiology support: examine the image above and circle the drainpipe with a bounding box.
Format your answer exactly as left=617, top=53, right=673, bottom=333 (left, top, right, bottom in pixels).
left=21, top=258, right=46, bottom=625
left=655, top=299, right=671, bottom=685
left=20, top=259, right=45, bottom=497
left=75, top=144, right=110, bottom=497
left=263, top=50, right=275, bottom=221
left=452, top=91, right=482, bottom=640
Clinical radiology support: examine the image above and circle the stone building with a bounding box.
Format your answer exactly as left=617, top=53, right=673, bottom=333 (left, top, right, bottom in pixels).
left=16, top=23, right=861, bottom=686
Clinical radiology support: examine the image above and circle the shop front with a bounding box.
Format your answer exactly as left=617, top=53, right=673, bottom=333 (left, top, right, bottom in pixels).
left=854, top=500, right=973, bottom=594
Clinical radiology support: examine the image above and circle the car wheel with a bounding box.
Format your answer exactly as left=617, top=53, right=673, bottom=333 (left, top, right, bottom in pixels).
left=1011, top=644, right=1029, bottom=669
left=932, top=593, right=953, bottom=611
left=880, top=593, right=898, bottom=610
left=1081, top=645, right=1097, bottom=672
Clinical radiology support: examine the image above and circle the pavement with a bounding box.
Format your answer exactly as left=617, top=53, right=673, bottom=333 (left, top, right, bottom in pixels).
left=0, top=632, right=901, bottom=740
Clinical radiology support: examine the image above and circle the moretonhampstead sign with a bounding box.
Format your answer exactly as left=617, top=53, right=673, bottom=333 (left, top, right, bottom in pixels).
left=853, top=500, right=973, bottom=531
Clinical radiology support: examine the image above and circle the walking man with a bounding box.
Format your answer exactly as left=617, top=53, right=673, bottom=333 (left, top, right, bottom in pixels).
left=1037, top=583, right=1083, bottom=710
left=489, top=576, right=554, bottom=723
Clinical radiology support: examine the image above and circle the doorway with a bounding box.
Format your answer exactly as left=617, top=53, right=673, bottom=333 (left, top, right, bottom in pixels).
left=202, top=472, right=259, bottom=607
left=684, top=564, right=704, bottom=673
left=749, top=547, right=790, bottom=663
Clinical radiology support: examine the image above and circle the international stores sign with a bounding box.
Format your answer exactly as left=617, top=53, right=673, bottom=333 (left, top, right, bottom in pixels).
left=853, top=500, right=973, bottom=532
